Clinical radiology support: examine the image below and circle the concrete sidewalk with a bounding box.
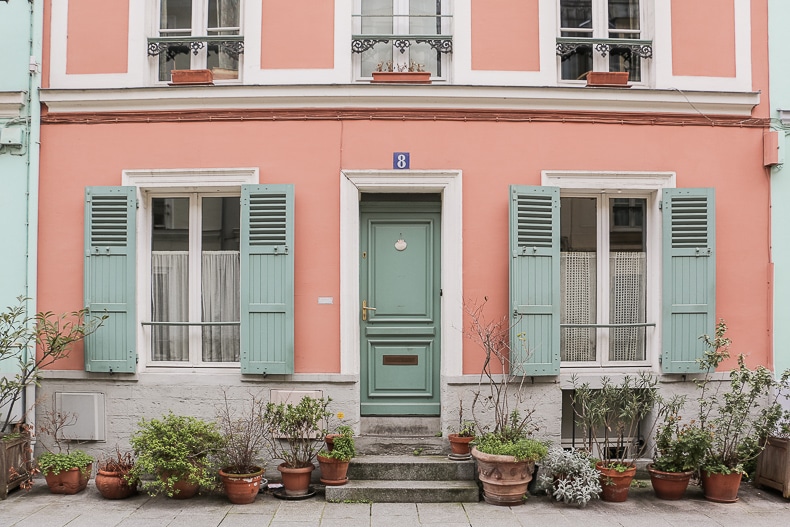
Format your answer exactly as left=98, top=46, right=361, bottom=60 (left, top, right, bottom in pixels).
left=2, top=479, right=789, bottom=527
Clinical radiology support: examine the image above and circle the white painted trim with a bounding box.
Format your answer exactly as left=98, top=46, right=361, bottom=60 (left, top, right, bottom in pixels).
left=654, top=0, right=752, bottom=92
left=40, top=84, right=760, bottom=116
left=0, top=91, right=25, bottom=118
left=122, top=167, right=259, bottom=371
left=542, top=170, right=675, bottom=373
left=339, top=170, right=463, bottom=378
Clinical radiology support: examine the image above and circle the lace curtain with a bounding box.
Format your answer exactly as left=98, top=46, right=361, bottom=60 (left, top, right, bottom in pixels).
left=151, top=251, right=240, bottom=362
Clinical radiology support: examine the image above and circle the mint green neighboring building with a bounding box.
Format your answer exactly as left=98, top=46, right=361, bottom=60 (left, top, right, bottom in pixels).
left=770, top=0, right=790, bottom=378
left=0, top=0, right=42, bottom=422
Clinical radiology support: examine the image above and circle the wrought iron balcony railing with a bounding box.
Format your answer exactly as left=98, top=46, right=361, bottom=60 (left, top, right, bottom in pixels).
left=556, top=37, right=653, bottom=60
left=351, top=35, right=453, bottom=55
left=147, top=35, right=245, bottom=61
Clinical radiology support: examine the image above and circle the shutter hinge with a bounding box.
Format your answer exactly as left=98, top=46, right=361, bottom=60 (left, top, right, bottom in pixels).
left=440, top=289, right=443, bottom=297
left=658, top=200, right=663, bottom=210
left=658, top=355, right=662, bottom=365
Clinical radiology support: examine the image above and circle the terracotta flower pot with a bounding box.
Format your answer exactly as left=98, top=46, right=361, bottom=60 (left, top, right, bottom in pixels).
left=596, top=462, right=636, bottom=502
left=317, top=455, right=350, bottom=486
left=43, top=463, right=92, bottom=495
left=646, top=464, right=693, bottom=500
left=371, top=71, right=432, bottom=84
left=159, top=471, right=200, bottom=499
left=324, top=434, right=339, bottom=452
left=219, top=467, right=265, bottom=504
left=471, top=447, right=535, bottom=506
left=701, top=470, right=742, bottom=503
left=277, top=462, right=314, bottom=496
left=448, top=434, right=474, bottom=457
left=586, top=71, right=630, bottom=87
left=169, top=69, right=214, bottom=86
left=95, top=469, right=137, bottom=499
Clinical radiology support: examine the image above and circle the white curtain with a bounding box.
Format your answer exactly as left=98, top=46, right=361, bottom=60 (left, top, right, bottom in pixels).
left=201, top=251, right=240, bottom=362
left=609, top=251, right=646, bottom=361
left=151, top=251, right=189, bottom=361
left=561, top=251, right=597, bottom=362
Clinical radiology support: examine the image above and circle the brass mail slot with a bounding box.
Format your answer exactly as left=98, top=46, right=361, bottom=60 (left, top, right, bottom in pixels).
left=382, top=355, right=419, bottom=366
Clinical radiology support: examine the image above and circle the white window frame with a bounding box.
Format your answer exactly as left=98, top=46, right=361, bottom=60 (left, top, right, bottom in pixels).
left=557, top=0, right=652, bottom=86
left=352, top=0, right=452, bottom=82
left=542, top=170, right=674, bottom=373
left=123, top=168, right=258, bottom=372
left=152, top=0, right=244, bottom=84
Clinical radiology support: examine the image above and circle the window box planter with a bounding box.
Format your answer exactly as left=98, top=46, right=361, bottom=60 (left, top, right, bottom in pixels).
left=170, top=69, right=214, bottom=86
left=1, top=433, right=33, bottom=499
left=371, top=71, right=432, bottom=84
left=754, top=436, right=790, bottom=499
left=586, top=71, right=630, bottom=87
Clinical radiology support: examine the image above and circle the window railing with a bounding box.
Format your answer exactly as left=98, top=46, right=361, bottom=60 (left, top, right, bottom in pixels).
left=147, top=35, right=245, bottom=60
left=556, top=37, right=652, bottom=60
left=351, top=35, right=453, bottom=55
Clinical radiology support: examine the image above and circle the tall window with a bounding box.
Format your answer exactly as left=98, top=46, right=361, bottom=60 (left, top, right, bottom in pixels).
left=557, top=0, right=650, bottom=82
left=154, top=0, right=242, bottom=82
left=353, top=0, right=452, bottom=78
left=150, top=194, right=240, bottom=365
left=560, top=195, right=649, bottom=366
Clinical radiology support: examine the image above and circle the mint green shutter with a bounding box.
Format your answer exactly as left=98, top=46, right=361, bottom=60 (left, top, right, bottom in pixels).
left=84, top=187, right=137, bottom=373
left=240, top=185, right=294, bottom=374
left=661, top=188, right=715, bottom=373
left=509, top=185, right=560, bottom=375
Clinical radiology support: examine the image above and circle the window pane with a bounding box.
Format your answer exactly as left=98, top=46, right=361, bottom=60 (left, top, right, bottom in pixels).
left=208, top=0, right=239, bottom=29
left=151, top=197, right=189, bottom=362
left=201, top=197, right=241, bottom=362
left=410, top=0, right=440, bottom=35
left=207, top=44, right=239, bottom=80
left=560, top=0, right=593, bottom=35
left=560, top=46, right=593, bottom=80
left=160, top=0, right=192, bottom=30
left=362, top=0, right=393, bottom=34
left=560, top=197, right=597, bottom=362
left=609, top=198, right=646, bottom=361
left=608, top=0, right=640, bottom=34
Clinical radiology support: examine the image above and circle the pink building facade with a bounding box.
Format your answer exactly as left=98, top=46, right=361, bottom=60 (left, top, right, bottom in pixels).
left=36, top=1, right=771, bottom=453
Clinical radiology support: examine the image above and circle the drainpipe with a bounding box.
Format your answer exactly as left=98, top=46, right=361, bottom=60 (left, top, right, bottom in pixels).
left=24, top=0, right=43, bottom=453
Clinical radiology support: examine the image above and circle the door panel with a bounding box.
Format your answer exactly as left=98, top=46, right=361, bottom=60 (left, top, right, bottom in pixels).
left=360, top=201, right=441, bottom=416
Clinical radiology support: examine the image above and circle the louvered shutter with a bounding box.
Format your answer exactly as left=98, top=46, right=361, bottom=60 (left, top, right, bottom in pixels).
left=84, top=187, right=137, bottom=373
left=240, top=185, right=294, bottom=374
left=661, top=188, right=715, bottom=373
left=509, top=185, right=560, bottom=375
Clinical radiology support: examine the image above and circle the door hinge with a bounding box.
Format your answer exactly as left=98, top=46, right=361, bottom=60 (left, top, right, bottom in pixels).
left=440, top=289, right=443, bottom=297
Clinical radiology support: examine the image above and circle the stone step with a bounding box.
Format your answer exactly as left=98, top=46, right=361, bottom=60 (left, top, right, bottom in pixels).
left=360, top=416, right=441, bottom=437
left=348, top=455, right=475, bottom=481
left=354, top=435, right=449, bottom=456
left=324, top=479, right=480, bottom=503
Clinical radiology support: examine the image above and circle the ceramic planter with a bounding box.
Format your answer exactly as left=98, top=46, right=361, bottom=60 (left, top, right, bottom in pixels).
left=371, top=71, right=432, bottom=84
left=754, top=436, right=790, bottom=498
left=646, top=464, right=694, bottom=500
left=596, top=462, right=636, bottom=502
left=159, top=471, right=200, bottom=499
left=169, top=69, right=214, bottom=85
left=471, top=447, right=535, bottom=506
left=317, top=455, right=350, bottom=485
left=701, top=470, right=742, bottom=503
left=43, top=463, right=92, bottom=495
left=95, top=469, right=137, bottom=499
left=1, top=433, right=32, bottom=499
left=447, top=434, right=474, bottom=459
left=586, top=71, right=630, bottom=87
left=219, top=467, right=265, bottom=504
left=277, top=462, right=314, bottom=496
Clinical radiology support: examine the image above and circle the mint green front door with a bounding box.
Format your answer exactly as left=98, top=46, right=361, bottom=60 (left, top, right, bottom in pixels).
left=360, top=199, right=441, bottom=416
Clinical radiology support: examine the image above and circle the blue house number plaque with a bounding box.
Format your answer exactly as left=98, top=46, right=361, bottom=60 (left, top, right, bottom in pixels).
left=393, top=152, right=410, bottom=169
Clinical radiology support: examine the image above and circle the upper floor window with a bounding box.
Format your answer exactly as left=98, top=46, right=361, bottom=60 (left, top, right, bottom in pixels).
left=148, top=0, right=244, bottom=83
left=556, top=0, right=652, bottom=83
left=352, top=0, right=453, bottom=80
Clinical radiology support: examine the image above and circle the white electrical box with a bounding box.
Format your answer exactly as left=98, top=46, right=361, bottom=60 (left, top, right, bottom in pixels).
left=54, top=392, right=106, bottom=441
left=0, top=127, right=24, bottom=146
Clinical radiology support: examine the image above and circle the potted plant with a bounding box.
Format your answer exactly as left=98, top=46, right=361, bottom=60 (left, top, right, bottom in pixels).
left=647, top=395, right=711, bottom=500
left=694, top=320, right=789, bottom=503
left=1, top=298, right=105, bottom=498
left=261, top=395, right=332, bottom=497
left=571, top=373, right=657, bottom=502
left=585, top=71, right=630, bottom=86
left=214, top=391, right=268, bottom=504
left=95, top=448, right=137, bottom=499
left=371, top=61, right=432, bottom=84
left=538, top=447, right=601, bottom=507
left=128, top=412, right=223, bottom=499
left=317, top=425, right=355, bottom=486
left=465, top=300, right=549, bottom=506
left=169, top=69, right=214, bottom=85
left=36, top=409, right=93, bottom=495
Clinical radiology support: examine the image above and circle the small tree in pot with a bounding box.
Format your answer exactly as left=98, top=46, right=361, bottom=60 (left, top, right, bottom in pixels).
left=261, top=395, right=331, bottom=496
left=214, top=390, right=268, bottom=504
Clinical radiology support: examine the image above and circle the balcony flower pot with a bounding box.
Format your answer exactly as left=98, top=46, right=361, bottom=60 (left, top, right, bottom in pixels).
left=754, top=436, right=790, bottom=499
left=170, top=69, right=214, bottom=86
left=701, top=470, right=742, bottom=503
left=586, top=71, right=630, bottom=87
left=371, top=71, right=432, bottom=84
left=646, top=464, right=694, bottom=500
left=219, top=467, right=265, bottom=504
left=596, top=462, right=637, bottom=502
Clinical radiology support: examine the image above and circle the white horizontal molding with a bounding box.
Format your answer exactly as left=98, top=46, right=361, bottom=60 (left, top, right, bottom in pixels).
left=40, top=84, right=760, bottom=117
left=0, top=91, right=26, bottom=118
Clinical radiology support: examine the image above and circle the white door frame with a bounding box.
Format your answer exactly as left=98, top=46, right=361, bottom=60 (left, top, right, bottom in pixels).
left=339, top=170, right=463, bottom=378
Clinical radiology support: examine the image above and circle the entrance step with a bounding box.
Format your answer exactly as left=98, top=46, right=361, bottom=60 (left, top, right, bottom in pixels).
left=360, top=416, right=441, bottom=437
left=325, top=454, right=480, bottom=503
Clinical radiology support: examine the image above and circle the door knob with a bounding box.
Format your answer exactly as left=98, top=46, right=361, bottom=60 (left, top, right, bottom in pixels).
left=362, top=300, right=377, bottom=321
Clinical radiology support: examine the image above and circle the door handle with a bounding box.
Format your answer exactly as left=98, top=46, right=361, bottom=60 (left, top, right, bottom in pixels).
left=362, top=300, right=377, bottom=321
